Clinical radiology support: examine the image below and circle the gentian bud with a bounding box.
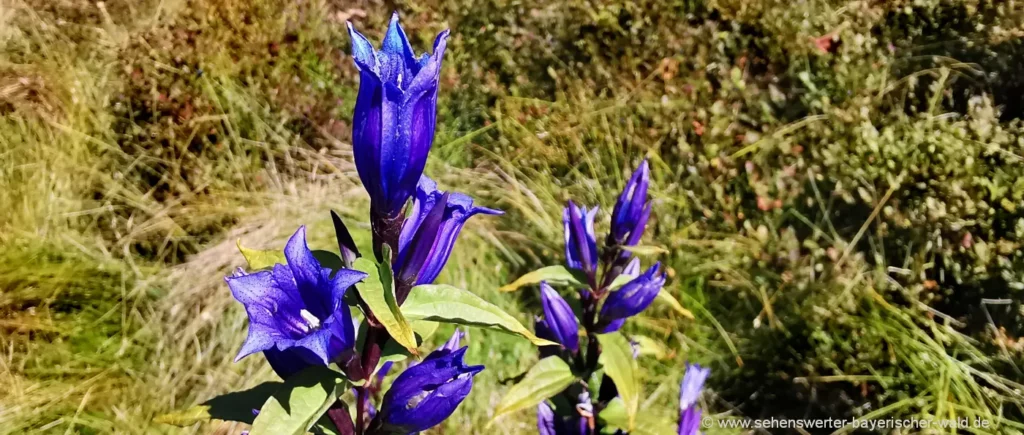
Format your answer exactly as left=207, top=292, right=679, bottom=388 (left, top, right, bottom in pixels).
left=598, top=262, right=666, bottom=330
left=539, top=281, right=580, bottom=352
left=537, top=402, right=557, bottom=435
left=374, top=347, right=483, bottom=433
left=347, top=13, right=450, bottom=218
left=395, top=177, right=502, bottom=291
left=534, top=317, right=560, bottom=359
left=608, top=160, right=651, bottom=247
left=226, top=226, right=367, bottom=378
left=563, top=201, right=598, bottom=276
left=599, top=258, right=641, bottom=329
left=678, top=363, right=710, bottom=435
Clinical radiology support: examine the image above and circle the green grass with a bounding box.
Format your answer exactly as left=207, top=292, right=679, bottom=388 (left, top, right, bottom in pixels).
left=2, top=0, right=1024, bottom=433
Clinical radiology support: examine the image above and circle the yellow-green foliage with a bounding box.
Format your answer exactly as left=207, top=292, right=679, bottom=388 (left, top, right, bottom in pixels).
left=2, top=0, right=1024, bottom=433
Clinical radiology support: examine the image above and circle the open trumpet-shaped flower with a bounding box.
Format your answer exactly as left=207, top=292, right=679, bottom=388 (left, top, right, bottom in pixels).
left=348, top=13, right=450, bottom=218
left=374, top=346, right=483, bottom=433
left=539, top=281, right=580, bottom=352
left=225, top=226, right=367, bottom=378
left=598, top=262, right=666, bottom=330
left=609, top=160, right=651, bottom=247
left=563, top=201, right=599, bottom=276
left=678, top=363, right=710, bottom=435
left=395, top=177, right=502, bottom=290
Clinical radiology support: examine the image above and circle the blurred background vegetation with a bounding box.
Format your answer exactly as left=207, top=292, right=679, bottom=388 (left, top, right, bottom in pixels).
left=2, top=0, right=1024, bottom=433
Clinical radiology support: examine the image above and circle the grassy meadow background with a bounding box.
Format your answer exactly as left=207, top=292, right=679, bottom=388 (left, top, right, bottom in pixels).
left=2, top=0, right=1024, bottom=432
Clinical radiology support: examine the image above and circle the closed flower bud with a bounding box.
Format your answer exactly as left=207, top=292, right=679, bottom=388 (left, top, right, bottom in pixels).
left=678, top=363, right=710, bottom=435
left=374, top=347, right=483, bottom=433
left=609, top=160, right=651, bottom=247
left=563, top=201, right=599, bottom=276
left=598, top=262, right=666, bottom=329
left=539, top=281, right=580, bottom=352
left=347, top=13, right=450, bottom=218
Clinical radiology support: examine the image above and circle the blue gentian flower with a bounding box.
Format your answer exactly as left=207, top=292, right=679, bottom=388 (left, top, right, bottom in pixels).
left=375, top=346, right=483, bottom=433
left=609, top=160, right=651, bottom=247
left=539, top=281, right=580, bottom=352
left=563, top=201, right=599, bottom=276
left=678, top=363, right=710, bottom=435
left=395, top=177, right=502, bottom=288
left=347, top=13, right=450, bottom=218
left=534, top=317, right=560, bottom=359
left=226, top=226, right=367, bottom=378
left=598, top=262, right=666, bottom=330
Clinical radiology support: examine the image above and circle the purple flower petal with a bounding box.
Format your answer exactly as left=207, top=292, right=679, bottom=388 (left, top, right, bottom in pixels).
left=227, top=227, right=367, bottom=378
left=540, top=282, right=580, bottom=352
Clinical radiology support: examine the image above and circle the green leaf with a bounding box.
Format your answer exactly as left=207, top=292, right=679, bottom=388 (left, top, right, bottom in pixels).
left=598, top=398, right=676, bottom=435
left=492, top=356, right=576, bottom=421
left=607, top=272, right=636, bottom=291
left=154, top=382, right=283, bottom=426
left=656, top=289, right=694, bottom=319
left=237, top=239, right=287, bottom=270
left=352, top=255, right=419, bottom=355
left=619, top=245, right=669, bottom=256
left=250, top=366, right=347, bottom=435
left=403, top=284, right=557, bottom=346
left=500, top=265, right=587, bottom=292
left=597, top=332, right=640, bottom=430
left=630, top=335, right=671, bottom=359
left=153, top=406, right=211, bottom=427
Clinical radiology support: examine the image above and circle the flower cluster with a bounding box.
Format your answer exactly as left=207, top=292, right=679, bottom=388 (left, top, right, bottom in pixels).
left=531, top=161, right=710, bottom=434
left=223, top=13, right=500, bottom=435
left=536, top=160, right=665, bottom=354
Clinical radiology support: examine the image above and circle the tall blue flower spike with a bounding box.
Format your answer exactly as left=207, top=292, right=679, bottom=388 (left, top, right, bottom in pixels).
left=374, top=346, right=483, bottom=433
left=226, top=226, right=367, bottom=378
left=348, top=13, right=450, bottom=218
left=678, top=363, right=710, bottom=435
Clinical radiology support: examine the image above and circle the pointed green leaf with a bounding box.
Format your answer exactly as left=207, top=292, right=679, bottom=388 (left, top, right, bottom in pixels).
left=607, top=272, right=637, bottom=291
left=619, top=245, right=669, bottom=256
left=598, top=398, right=676, bottom=435
left=352, top=256, right=419, bottom=355
left=493, top=356, right=576, bottom=421
left=656, top=289, right=694, bottom=319
left=500, top=265, right=587, bottom=292
left=154, top=381, right=284, bottom=426
left=237, top=239, right=287, bottom=270
left=153, top=406, right=211, bottom=426
left=250, top=366, right=346, bottom=435
left=403, top=284, right=557, bottom=346
left=597, top=332, right=639, bottom=430
left=630, top=335, right=671, bottom=359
